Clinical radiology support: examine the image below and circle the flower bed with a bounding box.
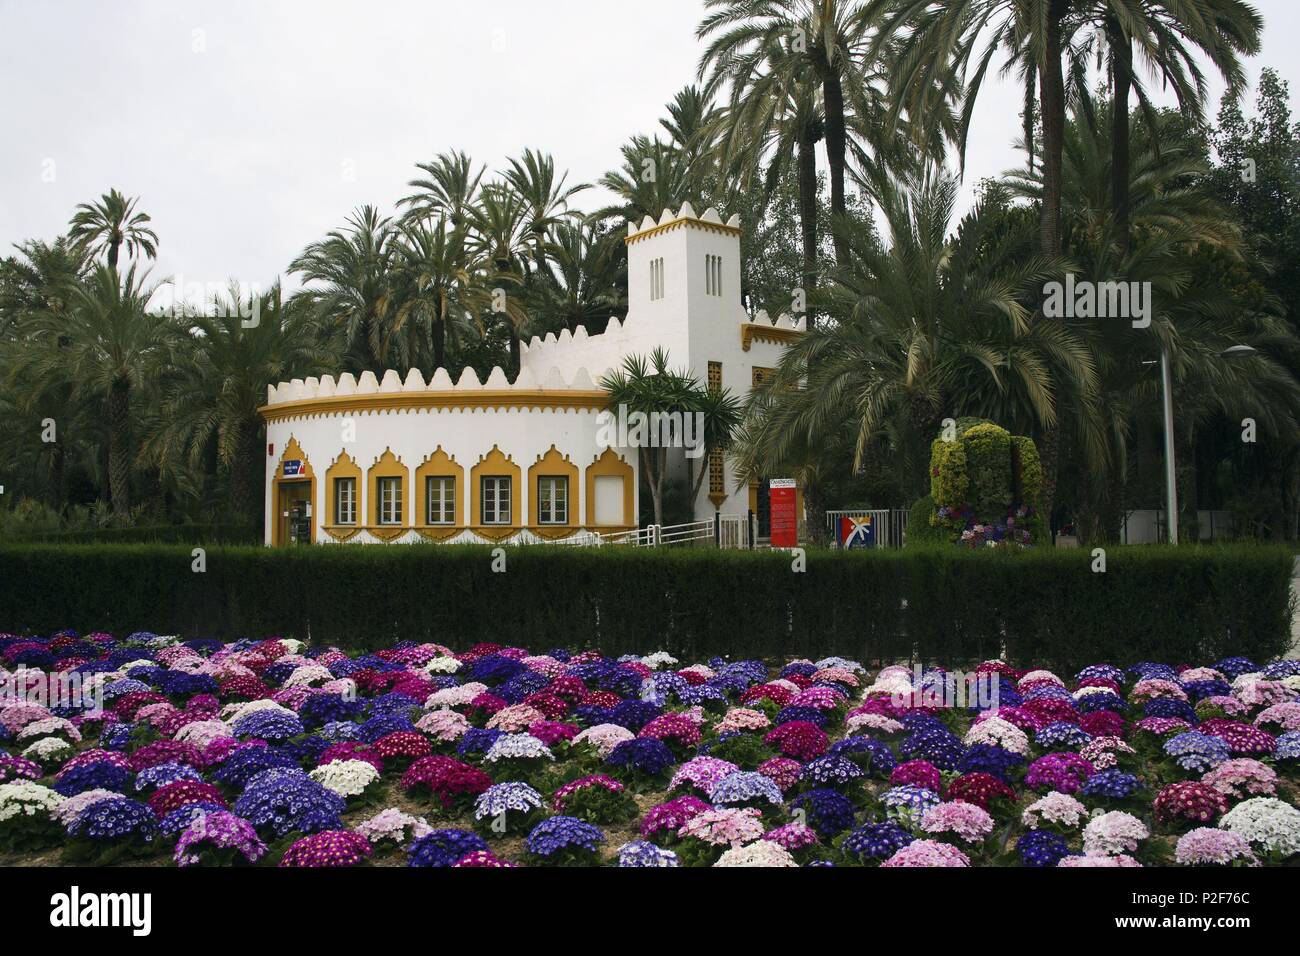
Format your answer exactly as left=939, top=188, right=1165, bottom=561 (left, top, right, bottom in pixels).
left=1, top=630, right=1298, bottom=867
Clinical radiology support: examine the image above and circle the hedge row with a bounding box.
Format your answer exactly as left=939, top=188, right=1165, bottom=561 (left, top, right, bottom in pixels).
left=3, top=524, right=260, bottom=546
left=0, top=544, right=1293, bottom=669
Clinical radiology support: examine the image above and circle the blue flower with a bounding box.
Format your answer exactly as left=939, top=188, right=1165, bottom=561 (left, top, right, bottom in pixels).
left=841, top=822, right=914, bottom=861
left=1079, top=769, right=1144, bottom=800
left=525, top=816, right=604, bottom=857
left=710, top=771, right=785, bottom=806
left=408, top=829, right=488, bottom=867
left=1017, top=829, right=1070, bottom=867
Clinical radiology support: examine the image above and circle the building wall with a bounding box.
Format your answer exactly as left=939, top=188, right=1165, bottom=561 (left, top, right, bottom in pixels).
left=260, top=204, right=806, bottom=544
left=261, top=370, right=638, bottom=545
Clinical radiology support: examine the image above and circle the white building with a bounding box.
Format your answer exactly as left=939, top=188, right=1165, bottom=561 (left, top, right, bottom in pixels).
left=259, top=203, right=804, bottom=546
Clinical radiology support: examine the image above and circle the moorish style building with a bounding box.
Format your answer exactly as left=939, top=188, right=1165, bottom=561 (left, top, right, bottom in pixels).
left=259, top=203, right=804, bottom=545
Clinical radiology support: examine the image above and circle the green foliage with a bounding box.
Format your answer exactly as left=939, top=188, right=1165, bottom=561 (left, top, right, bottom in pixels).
left=1012, top=436, right=1043, bottom=507
left=906, top=495, right=946, bottom=546
left=962, top=423, right=1013, bottom=519
left=0, top=544, right=1289, bottom=670
left=929, top=439, right=967, bottom=507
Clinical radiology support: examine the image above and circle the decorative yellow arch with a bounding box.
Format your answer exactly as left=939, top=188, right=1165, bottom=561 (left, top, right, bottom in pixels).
left=322, top=450, right=363, bottom=542
left=528, top=445, right=580, bottom=535
left=414, top=446, right=465, bottom=542
left=469, top=445, right=521, bottom=539
left=586, top=448, right=635, bottom=529
left=366, top=448, right=410, bottom=541
left=271, top=436, right=316, bottom=546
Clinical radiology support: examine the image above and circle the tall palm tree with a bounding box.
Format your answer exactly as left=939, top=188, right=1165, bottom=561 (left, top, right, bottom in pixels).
left=703, top=34, right=825, bottom=316
left=143, top=285, right=330, bottom=522
left=15, top=264, right=175, bottom=515
left=698, top=0, right=890, bottom=266
left=400, top=151, right=485, bottom=228
left=534, top=221, right=626, bottom=334
left=737, top=168, right=1101, bottom=499
left=502, top=149, right=589, bottom=252
left=387, top=220, right=493, bottom=373
left=1080, top=1, right=1262, bottom=250
left=68, top=189, right=159, bottom=271
left=289, top=205, right=396, bottom=374
left=467, top=183, right=534, bottom=375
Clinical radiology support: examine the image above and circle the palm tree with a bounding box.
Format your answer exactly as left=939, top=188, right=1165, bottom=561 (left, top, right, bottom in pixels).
left=599, top=348, right=741, bottom=526
left=698, top=0, right=890, bottom=266
left=736, top=168, right=1101, bottom=500
left=15, top=264, right=175, bottom=515
left=400, top=151, right=485, bottom=228
left=1080, top=1, right=1262, bottom=250
left=68, top=189, right=159, bottom=271
left=467, top=183, right=534, bottom=375
left=143, top=285, right=330, bottom=522
left=502, top=149, right=589, bottom=252
left=703, top=33, right=825, bottom=315
left=289, top=205, right=396, bottom=374
left=534, top=221, right=626, bottom=334
left=388, top=220, right=493, bottom=373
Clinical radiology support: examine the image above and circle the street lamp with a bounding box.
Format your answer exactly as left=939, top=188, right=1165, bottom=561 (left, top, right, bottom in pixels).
left=1149, top=344, right=1255, bottom=546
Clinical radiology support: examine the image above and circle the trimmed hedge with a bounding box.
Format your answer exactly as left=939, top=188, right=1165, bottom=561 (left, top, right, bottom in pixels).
left=4, top=524, right=259, bottom=546
left=0, top=544, right=1292, bottom=669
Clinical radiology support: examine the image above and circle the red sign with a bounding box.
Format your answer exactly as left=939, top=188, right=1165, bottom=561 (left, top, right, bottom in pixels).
left=769, top=478, right=798, bottom=548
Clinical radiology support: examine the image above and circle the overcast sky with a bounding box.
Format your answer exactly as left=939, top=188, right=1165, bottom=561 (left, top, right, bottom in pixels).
left=2, top=0, right=1297, bottom=300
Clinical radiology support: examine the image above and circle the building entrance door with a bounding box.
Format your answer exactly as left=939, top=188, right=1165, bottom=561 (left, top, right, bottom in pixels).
left=276, top=481, right=313, bottom=545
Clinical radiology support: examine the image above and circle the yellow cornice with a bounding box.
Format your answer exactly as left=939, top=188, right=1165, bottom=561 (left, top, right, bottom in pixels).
left=741, top=323, right=804, bottom=352
left=625, top=216, right=743, bottom=246
left=259, top=389, right=611, bottom=423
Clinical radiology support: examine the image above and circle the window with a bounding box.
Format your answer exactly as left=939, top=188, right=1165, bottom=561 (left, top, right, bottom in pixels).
left=334, top=477, right=356, bottom=525
left=705, top=254, right=723, bottom=296
left=481, top=476, right=512, bottom=525
left=752, top=366, right=776, bottom=388
left=378, top=476, right=403, bottom=525
left=709, top=448, right=725, bottom=497
left=650, top=257, right=665, bottom=301
left=707, top=360, right=722, bottom=391
left=537, top=476, right=568, bottom=525
left=425, top=475, right=455, bottom=525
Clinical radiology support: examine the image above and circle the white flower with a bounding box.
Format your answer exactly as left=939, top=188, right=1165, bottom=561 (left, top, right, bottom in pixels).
left=1083, top=810, right=1150, bottom=856
left=309, top=759, right=380, bottom=798
left=0, top=782, right=64, bottom=823
left=1022, top=791, right=1089, bottom=830
left=22, top=737, right=72, bottom=762
left=640, top=652, right=679, bottom=671
left=221, top=698, right=296, bottom=725
left=424, top=657, right=462, bottom=675
left=714, top=840, right=798, bottom=867
left=483, top=734, right=554, bottom=763
left=966, top=716, right=1029, bottom=755
left=284, top=664, right=334, bottom=688
left=1220, top=798, right=1300, bottom=857
left=424, top=683, right=487, bottom=709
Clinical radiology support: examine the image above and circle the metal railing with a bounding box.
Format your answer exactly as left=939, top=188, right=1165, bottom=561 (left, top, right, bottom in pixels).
left=824, top=508, right=910, bottom=549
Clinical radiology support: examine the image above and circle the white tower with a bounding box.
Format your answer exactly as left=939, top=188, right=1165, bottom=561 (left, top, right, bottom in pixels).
left=623, top=203, right=800, bottom=521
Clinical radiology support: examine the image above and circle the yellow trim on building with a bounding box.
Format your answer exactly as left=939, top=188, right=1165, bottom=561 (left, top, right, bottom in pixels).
left=323, top=450, right=362, bottom=537
left=625, top=215, right=742, bottom=246
left=367, top=448, right=410, bottom=540
left=585, top=448, right=635, bottom=528
left=470, top=445, right=522, bottom=529
left=414, top=446, right=464, bottom=528
left=741, top=323, right=803, bottom=352
left=258, top=389, right=610, bottom=423
left=528, top=445, right=579, bottom=529
left=271, top=437, right=315, bottom=546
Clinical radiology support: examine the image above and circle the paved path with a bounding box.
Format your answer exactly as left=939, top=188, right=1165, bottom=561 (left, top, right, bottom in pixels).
left=1291, top=557, right=1300, bottom=656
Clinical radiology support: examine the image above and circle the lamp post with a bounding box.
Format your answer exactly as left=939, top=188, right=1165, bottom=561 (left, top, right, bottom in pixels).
left=1155, top=345, right=1255, bottom=546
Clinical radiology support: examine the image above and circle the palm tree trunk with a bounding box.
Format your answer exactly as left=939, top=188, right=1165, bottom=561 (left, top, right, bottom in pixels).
left=228, top=422, right=259, bottom=525
left=433, top=317, right=446, bottom=371
left=107, top=239, right=120, bottom=271
left=1038, top=0, right=1069, bottom=260
left=1108, top=15, right=1133, bottom=252
left=819, top=63, right=850, bottom=266
left=108, top=378, right=131, bottom=516
left=508, top=327, right=521, bottom=379
left=797, top=124, right=819, bottom=323
left=1034, top=0, right=1071, bottom=530
left=46, top=445, right=65, bottom=513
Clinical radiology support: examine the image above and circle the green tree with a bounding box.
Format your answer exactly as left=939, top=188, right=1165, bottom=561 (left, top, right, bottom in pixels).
left=68, top=189, right=159, bottom=271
